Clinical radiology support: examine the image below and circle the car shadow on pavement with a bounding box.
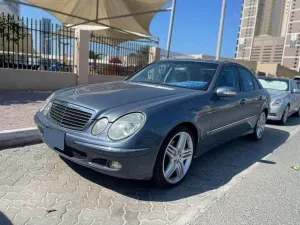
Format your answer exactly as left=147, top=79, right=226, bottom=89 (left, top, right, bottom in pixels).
left=0, top=212, right=13, bottom=225
left=267, top=116, right=300, bottom=127
left=0, top=91, right=51, bottom=105
left=62, top=127, right=289, bottom=202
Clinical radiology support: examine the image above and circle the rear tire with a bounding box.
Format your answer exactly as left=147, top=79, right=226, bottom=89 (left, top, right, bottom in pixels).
left=153, top=126, right=195, bottom=188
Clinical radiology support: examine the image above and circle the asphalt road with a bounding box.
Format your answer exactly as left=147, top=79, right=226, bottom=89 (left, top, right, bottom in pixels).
left=190, top=118, right=300, bottom=225
left=0, top=117, right=300, bottom=225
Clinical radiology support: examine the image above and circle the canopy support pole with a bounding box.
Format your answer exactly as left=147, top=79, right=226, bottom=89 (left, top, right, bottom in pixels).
left=216, top=0, right=226, bottom=60
left=166, top=0, right=176, bottom=59
left=96, top=0, right=99, bottom=20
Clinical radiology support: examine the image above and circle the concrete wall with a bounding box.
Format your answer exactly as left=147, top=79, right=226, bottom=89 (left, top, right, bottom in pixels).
left=0, top=68, right=77, bottom=91
left=276, top=64, right=300, bottom=78
left=192, top=54, right=258, bottom=72
left=0, top=69, right=128, bottom=91
left=256, top=63, right=278, bottom=76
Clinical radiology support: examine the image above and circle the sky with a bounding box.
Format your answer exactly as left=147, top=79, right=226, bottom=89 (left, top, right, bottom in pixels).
left=20, top=0, right=243, bottom=58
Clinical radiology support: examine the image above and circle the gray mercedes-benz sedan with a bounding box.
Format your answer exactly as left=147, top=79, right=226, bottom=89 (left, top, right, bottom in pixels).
left=35, top=60, right=270, bottom=187
left=258, top=77, right=300, bottom=124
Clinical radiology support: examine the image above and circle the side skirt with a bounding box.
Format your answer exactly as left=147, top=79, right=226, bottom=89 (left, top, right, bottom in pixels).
left=194, top=129, right=254, bottom=158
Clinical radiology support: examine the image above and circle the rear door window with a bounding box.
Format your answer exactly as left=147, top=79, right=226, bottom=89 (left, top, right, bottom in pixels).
left=237, top=67, right=255, bottom=92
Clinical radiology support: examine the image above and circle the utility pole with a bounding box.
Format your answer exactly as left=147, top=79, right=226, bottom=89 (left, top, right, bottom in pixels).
left=166, top=0, right=176, bottom=59
left=216, top=0, right=226, bottom=60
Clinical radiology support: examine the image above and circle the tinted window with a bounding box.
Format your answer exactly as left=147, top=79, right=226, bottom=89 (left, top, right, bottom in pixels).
left=217, top=66, right=240, bottom=92
left=238, top=67, right=255, bottom=91
left=253, top=77, right=261, bottom=90
left=129, top=61, right=219, bottom=91
left=291, top=81, right=297, bottom=91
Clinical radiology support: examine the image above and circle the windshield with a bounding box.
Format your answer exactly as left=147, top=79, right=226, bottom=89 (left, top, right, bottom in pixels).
left=258, top=78, right=289, bottom=91
left=128, top=61, right=219, bottom=91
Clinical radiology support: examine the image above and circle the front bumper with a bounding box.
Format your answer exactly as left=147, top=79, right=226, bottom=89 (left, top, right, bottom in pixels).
left=34, top=113, right=158, bottom=180
left=267, top=105, right=285, bottom=121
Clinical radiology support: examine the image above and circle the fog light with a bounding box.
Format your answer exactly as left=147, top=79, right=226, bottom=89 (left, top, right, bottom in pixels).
left=109, top=161, right=122, bottom=169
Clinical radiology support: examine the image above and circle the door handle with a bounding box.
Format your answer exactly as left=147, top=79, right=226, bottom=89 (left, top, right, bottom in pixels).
left=240, top=98, right=246, bottom=105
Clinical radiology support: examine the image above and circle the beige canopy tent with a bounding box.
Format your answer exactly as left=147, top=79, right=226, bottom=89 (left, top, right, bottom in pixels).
left=12, top=0, right=169, bottom=35
left=11, top=0, right=176, bottom=57
left=59, top=25, right=155, bottom=45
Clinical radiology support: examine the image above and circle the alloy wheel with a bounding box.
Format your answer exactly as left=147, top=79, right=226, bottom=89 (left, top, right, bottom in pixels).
left=162, top=132, right=194, bottom=184
left=256, top=112, right=266, bottom=139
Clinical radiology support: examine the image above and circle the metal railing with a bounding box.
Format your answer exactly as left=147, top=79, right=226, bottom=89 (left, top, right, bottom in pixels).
left=89, top=33, right=153, bottom=76
left=0, top=14, right=75, bottom=73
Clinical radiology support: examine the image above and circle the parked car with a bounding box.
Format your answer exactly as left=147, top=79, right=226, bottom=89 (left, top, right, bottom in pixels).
left=35, top=60, right=270, bottom=187
left=48, top=62, right=72, bottom=72
left=293, top=76, right=300, bottom=82
left=258, top=77, right=300, bottom=124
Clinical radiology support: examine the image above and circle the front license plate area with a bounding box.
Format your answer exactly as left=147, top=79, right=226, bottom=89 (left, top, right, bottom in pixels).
left=43, top=127, right=65, bottom=150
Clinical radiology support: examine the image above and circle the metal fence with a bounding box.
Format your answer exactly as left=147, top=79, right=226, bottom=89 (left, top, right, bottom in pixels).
left=0, top=14, right=194, bottom=77
left=89, top=33, right=154, bottom=76
left=0, top=14, right=75, bottom=72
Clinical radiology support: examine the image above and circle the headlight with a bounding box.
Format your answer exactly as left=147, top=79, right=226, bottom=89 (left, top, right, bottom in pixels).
left=92, top=118, right=108, bottom=136
left=42, top=102, right=52, bottom=116
left=108, top=113, right=146, bottom=140
left=40, top=93, right=55, bottom=116
left=272, top=98, right=284, bottom=106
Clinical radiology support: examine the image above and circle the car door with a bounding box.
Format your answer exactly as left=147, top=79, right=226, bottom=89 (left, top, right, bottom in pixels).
left=236, top=66, right=263, bottom=131
left=290, top=81, right=300, bottom=113
left=209, top=65, right=245, bottom=144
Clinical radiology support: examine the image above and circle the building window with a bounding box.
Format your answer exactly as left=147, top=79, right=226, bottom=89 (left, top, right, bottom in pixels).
left=291, top=33, right=297, bottom=48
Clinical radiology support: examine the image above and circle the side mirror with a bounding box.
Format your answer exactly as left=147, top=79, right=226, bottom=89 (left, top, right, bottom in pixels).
left=216, top=86, right=237, bottom=97
left=293, top=89, right=300, bottom=94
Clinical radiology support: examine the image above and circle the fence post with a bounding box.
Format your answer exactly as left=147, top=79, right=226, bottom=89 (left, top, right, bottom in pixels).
left=74, top=29, right=89, bottom=85
left=148, top=47, right=161, bottom=64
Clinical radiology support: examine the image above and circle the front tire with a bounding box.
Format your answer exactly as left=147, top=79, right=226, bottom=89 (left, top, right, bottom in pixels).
left=280, top=106, right=289, bottom=125
left=249, top=111, right=266, bottom=140
left=153, top=126, right=195, bottom=188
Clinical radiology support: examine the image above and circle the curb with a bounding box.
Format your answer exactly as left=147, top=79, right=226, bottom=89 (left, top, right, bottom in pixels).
left=0, top=127, right=42, bottom=149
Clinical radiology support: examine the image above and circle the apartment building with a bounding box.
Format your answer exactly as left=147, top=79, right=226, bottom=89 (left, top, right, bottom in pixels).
left=236, top=0, right=300, bottom=71
left=0, top=0, right=19, bottom=16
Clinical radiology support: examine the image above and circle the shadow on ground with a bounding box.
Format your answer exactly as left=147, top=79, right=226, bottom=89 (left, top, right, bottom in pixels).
left=0, top=212, right=12, bottom=225
left=63, top=126, right=289, bottom=202
left=267, top=116, right=300, bottom=127
left=0, top=91, right=51, bottom=105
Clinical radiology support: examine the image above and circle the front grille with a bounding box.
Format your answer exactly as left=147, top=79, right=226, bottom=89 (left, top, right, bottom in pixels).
left=49, top=101, right=93, bottom=130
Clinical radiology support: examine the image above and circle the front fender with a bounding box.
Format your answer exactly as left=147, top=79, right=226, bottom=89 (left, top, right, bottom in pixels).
left=142, top=96, right=212, bottom=146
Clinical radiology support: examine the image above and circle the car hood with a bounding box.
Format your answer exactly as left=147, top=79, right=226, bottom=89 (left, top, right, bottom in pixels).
left=267, top=89, right=289, bottom=102
left=54, top=81, right=197, bottom=121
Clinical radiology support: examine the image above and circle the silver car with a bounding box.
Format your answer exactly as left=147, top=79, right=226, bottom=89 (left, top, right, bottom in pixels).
left=258, top=77, right=300, bottom=124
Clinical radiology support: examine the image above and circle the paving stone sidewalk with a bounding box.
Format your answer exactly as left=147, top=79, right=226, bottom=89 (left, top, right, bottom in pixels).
left=0, top=91, right=51, bottom=131
left=0, top=122, right=295, bottom=225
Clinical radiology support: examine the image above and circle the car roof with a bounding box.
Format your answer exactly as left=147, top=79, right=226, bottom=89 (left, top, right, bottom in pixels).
left=159, top=59, right=244, bottom=66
